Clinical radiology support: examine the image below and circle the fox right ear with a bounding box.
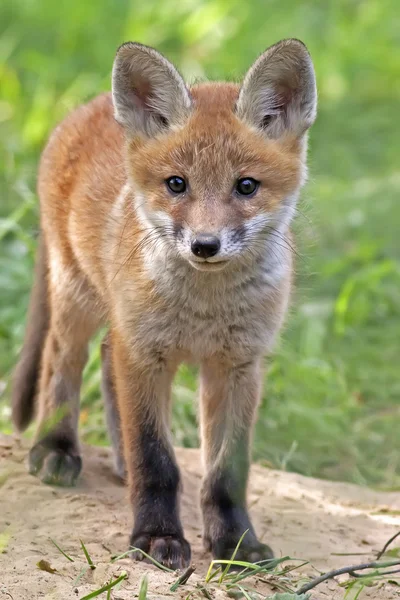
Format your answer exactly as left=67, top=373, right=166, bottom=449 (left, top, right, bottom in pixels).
left=112, top=42, right=192, bottom=138
left=236, top=39, right=317, bottom=139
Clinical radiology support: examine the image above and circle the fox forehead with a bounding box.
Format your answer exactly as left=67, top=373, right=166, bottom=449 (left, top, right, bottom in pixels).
left=190, top=82, right=240, bottom=117
left=127, top=82, right=303, bottom=196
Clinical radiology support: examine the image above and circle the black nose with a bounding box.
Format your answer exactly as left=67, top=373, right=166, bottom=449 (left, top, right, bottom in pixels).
left=191, top=234, right=221, bottom=259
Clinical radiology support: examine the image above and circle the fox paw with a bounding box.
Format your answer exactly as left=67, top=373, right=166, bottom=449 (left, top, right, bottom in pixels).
left=29, top=441, right=82, bottom=487
left=130, top=532, right=191, bottom=570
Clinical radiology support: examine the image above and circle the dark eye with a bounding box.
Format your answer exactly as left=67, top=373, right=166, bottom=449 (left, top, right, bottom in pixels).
left=166, top=176, right=186, bottom=194
left=235, top=178, right=259, bottom=197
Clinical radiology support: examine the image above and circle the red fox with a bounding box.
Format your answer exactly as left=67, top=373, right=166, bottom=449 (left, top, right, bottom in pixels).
left=12, top=39, right=317, bottom=569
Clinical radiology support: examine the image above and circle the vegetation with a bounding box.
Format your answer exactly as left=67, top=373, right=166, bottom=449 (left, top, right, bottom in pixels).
left=44, top=532, right=400, bottom=599
left=1, top=0, right=399, bottom=488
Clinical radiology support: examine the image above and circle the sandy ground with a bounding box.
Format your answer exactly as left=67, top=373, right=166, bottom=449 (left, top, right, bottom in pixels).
left=1, top=435, right=400, bottom=600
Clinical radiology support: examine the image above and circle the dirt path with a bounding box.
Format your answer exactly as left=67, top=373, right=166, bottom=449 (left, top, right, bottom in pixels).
left=1, top=435, right=400, bottom=599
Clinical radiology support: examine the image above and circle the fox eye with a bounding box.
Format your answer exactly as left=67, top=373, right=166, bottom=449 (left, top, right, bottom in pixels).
left=166, top=176, right=186, bottom=194
left=235, top=177, right=259, bottom=197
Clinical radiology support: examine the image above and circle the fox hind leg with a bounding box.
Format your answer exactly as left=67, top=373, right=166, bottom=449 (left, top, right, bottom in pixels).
left=28, top=259, right=101, bottom=486
left=101, top=333, right=126, bottom=480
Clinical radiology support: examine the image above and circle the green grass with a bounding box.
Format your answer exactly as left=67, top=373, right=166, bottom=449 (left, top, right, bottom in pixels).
left=47, top=533, right=400, bottom=599
left=1, top=0, right=399, bottom=488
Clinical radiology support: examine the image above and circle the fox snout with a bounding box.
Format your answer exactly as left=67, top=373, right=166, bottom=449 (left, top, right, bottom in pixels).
left=190, top=234, right=221, bottom=259
left=174, top=224, right=246, bottom=271
left=187, top=232, right=226, bottom=271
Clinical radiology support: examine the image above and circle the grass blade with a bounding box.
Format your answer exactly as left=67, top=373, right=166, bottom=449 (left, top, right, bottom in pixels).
left=196, top=583, right=213, bottom=599
left=205, top=563, right=221, bottom=583
left=206, top=558, right=264, bottom=582
left=112, top=546, right=173, bottom=572
left=227, top=557, right=291, bottom=586
left=219, top=530, right=249, bottom=584
left=138, top=574, right=148, bottom=600
left=235, top=585, right=253, bottom=600
left=80, top=539, right=96, bottom=570
left=50, top=538, right=74, bottom=562
left=0, top=530, right=11, bottom=554
left=73, top=566, right=89, bottom=587
left=79, top=573, right=127, bottom=600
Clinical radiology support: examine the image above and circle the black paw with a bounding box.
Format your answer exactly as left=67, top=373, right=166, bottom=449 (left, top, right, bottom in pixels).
left=29, top=441, right=82, bottom=487
left=130, top=532, right=191, bottom=570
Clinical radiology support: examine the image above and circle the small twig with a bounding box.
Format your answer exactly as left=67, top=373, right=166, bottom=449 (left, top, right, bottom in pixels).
left=349, top=567, right=400, bottom=579
left=376, top=531, right=400, bottom=560
left=296, top=559, right=400, bottom=595
left=331, top=552, right=371, bottom=557
left=170, top=564, right=196, bottom=591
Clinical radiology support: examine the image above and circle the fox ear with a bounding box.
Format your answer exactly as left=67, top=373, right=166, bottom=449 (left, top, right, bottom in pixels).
left=112, top=42, right=192, bottom=137
left=236, top=39, right=317, bottom=139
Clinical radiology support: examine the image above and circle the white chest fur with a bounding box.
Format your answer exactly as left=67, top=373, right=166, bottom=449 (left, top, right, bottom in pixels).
left=106, top=187, right=292, bottom=363
left=114, top=243, right=290, bottom=364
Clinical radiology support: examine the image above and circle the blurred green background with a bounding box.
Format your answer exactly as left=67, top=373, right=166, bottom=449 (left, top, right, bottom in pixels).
left=1, top=0, right=399, bottom=488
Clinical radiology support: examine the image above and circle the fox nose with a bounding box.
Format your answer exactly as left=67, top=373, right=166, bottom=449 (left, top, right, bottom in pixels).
left=191, top=234, right=221, bottom=259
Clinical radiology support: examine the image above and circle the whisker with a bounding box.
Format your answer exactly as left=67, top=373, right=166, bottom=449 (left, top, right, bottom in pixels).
left=106, top=226, right=176, bottom=286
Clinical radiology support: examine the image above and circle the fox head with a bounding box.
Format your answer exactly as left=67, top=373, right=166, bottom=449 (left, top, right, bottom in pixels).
left=112, top=40, right=317, bottom=272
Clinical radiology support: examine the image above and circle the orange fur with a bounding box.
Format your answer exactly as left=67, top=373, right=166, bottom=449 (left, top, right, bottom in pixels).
left=13, top=40, right=317, bottom=568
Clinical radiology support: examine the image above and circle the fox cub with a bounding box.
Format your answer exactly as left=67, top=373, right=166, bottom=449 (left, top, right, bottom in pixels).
left=12, top=39, right=317, bottom=569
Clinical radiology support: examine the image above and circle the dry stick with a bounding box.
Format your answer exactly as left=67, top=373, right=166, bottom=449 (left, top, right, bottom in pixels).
left=170, top=564, right=196, bottom=591
left=376, top=530, right=400, bottom=560
left=296, top=560, right=400, bottom=595
left=297, top=529, right=400, bottom=595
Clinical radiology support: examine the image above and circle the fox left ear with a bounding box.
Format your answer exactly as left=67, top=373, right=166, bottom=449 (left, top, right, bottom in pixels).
left=112, top=42, right=192, bottom=138
left=236, top=39, right=317, bottom=139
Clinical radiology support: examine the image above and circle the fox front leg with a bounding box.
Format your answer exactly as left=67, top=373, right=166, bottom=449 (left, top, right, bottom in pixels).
left=200, top=356, right=273, bottom=562
left=111, top=330, right=191, bottom=570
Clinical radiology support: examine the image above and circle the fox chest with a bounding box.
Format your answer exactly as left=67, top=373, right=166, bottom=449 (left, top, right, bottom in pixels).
left=124, top=279, right=282, bottom=362
left=154, top=303, right=256, bottom=359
